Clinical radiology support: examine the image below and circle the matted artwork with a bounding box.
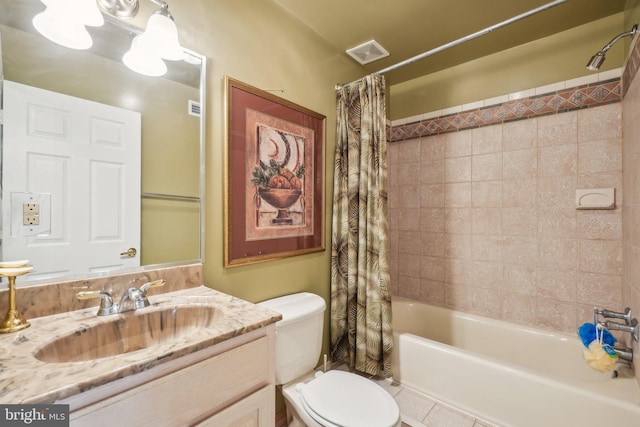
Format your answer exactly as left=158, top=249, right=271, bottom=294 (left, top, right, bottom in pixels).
left=224, top=77, right=325, bottom=267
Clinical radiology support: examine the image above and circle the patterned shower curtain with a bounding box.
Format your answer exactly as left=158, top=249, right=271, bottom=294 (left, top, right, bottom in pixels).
left=330, top=73, right=392, bottom=378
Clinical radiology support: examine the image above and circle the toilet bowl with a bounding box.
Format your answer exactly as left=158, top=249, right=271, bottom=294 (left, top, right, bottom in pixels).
left=283, top=370, right=400, bottom=427
left=259, top=292, right=401, bottom=427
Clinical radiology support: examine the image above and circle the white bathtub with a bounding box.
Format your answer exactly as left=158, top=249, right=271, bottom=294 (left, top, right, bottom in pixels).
left=392, top=297, right=640, bottom=427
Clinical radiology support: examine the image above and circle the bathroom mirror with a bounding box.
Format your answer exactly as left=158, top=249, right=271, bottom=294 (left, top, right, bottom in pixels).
left=0, top=0, right=205, bottom=285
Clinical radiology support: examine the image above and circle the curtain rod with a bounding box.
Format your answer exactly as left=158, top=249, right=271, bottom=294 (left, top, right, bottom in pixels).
left=339, top=0, right=568, bottom=89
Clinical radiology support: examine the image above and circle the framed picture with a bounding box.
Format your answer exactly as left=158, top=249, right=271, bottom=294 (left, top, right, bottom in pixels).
left=224, top=77, right=326, bottom=267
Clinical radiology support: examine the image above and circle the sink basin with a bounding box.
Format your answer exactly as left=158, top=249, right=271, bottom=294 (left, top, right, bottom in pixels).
left=33, top=305, right=222, bottom=363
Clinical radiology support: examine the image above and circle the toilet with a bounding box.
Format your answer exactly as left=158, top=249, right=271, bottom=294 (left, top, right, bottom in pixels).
left=259, top=292, right=401, bottom=427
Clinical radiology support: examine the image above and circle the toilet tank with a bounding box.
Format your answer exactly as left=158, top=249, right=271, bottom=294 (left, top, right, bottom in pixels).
left=258, top=292, right=326, bottom=385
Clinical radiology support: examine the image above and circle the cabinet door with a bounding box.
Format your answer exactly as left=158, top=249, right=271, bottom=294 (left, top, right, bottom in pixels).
left=194, top=385, right=274, bottom=427
left=71, top=336, right=270, bottom=426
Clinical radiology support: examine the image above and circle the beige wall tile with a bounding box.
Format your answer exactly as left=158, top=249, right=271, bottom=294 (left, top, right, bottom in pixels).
left=503, top=236, right=538, bottom=266
left=578, top=138, right=622, bottom=175
left=538, top=238, right=578, bottom=271
left=472, top=261, right=503, bottom=290
left=537, top=207, right=577, bottom=238
left=503, top=207, right=537, bottom=236
left=577, top=272, right=622, bottom=308
left=445, top=182, right=472, bottom=207
left=502, top=292, right=537, bottom=324
left=536, top=268, right=577, bottom=303
left=445, top=208, right=472, bottom=234
left=538, top=144, right=577, bottom=177
left=397, top=138, right=422, bottom=163
left=503, top=117, right=537, bottom=151
left=421, top=256, right=445, bottom=281
left=503, top=148, right=537, bottom=179
left=472, top=125, right=503, bottom=154
left=445, top=156, right=472, bottom=182
left=472, top=152, right=503, bottom=181
left=537, top=176, right=576, bottom=208
left=420, top=160, right=444, bottom=184
left=421, top=231, right=445, bottom=257
left=579, top=240, right=623, bottom=275
left=444, top=233, right=472, bottom=259
left=398, top=208, right=421, bottom=231
left=503, top=178, right=537, bottom=207
left=578, top=104, right=621, bottom=142
left=537, top=111, right=577, bottom=147
left=472, top=180, right=503, bottom=207
left=577, top=210, right=622, bottom=240
left=421, top=207, right=445, bottom=232
left=420, top=135, right=446, bottom=162
left=421, top=184, right=445, bottom=207
left=504, top=265, right=537, bottom=296
left=536, top=299, right=577, bottom=333
left=445, top=131, right=472, bottom=158
left=472, top=208, right=502, bottom=235
left=390, top=95, right=627, bottom=338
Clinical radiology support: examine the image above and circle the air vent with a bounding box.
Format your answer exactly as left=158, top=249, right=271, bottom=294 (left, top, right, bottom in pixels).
left=346, top=40, right=390, bottom=65
left=188, top=100, right=201, bottom=117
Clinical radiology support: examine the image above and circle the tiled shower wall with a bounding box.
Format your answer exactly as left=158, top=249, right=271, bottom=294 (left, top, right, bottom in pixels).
left=388, top=103, right=623, bottom=335
left=622, top=37, right=640, bottom=379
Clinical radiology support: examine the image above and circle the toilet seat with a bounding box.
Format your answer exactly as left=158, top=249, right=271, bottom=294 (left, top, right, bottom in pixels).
left=299, top=370, right=400, bottom=427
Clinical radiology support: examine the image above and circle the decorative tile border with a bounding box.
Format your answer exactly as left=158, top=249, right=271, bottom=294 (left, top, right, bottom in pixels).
left=389, top=33, right=640, bottom=143
left=623, top=30, right=640, bottom=97
left=388, top=79, right=621, bottom=142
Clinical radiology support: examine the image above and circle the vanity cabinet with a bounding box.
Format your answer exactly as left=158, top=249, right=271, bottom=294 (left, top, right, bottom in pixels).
left=64, top=326, right=275, bottom=427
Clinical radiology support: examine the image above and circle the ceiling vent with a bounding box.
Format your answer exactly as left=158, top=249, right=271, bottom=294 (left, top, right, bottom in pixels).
left=346, top=40, right=390, bottom=65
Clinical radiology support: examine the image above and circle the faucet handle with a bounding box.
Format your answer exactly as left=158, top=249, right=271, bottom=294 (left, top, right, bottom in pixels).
left=140, top=279, right=165, bottom=294
left=76, top=290, right=118, bottom=316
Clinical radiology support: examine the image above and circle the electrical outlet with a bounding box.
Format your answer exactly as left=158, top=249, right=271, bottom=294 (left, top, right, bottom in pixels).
left=23, top=213, right=40, bottom=226
left=23, top=203, right=39, bottom=214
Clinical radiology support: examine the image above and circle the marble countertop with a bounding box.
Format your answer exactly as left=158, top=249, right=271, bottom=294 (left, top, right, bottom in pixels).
left=0, top=285, right=281, bottom=404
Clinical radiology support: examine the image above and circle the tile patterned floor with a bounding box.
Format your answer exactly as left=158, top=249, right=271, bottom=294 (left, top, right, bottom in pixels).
left=332, top=364, right=497, bottom=427
left=370, top=377, right=497, bottom=427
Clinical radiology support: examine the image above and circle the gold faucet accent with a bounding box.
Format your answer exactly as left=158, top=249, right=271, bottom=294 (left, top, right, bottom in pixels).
left=0, top=264, right=33, bottom=334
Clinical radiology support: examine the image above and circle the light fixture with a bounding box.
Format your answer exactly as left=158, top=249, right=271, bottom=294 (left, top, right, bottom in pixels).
left=122, top=36, right=168, bottom=76
left=120, top=5, right=183, bottom=75
left=96, top=0, right=139, bottom=20
left=32, top=0, right=104, bottom=50
left=586, top=24, right=638, bottom=71
left=32, top=0, right=183, bottom=77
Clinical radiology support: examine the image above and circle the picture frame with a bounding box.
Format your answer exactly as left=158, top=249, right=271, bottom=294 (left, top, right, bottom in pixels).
left=224, top=77, right=326, bottom=267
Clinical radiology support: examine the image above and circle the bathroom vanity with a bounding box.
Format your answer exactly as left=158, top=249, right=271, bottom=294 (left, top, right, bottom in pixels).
left=0, top=271, right=281, bottom=427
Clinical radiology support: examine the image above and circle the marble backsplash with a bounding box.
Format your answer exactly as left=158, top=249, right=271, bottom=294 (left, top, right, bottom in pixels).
left=0, top=263, right=203, bottom=320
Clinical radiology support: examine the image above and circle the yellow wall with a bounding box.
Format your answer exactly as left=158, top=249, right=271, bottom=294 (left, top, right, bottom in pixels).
left=167, top=1, right=363, bottom=360
left=389, top=13, right=626, bottom=120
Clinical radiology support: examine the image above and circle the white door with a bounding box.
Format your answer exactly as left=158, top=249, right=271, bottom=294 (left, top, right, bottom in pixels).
left=2, top=80, right=141, bottom=282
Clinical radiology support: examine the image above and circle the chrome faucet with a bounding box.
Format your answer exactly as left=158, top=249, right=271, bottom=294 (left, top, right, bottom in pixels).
left=119, top=279, right=165, bottom=313
left=595, top=307, right=633, bottom=325
left=599, top=319, right=639, bottom=342
left=76, top=279, right=166, bottom=316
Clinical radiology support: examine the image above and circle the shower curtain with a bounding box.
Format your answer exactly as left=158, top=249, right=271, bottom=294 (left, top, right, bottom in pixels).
left=330, top=73, right=392, bottom=378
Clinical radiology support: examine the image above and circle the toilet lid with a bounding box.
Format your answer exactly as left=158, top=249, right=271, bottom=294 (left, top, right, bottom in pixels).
left=299, top=370, right=400, bottom=427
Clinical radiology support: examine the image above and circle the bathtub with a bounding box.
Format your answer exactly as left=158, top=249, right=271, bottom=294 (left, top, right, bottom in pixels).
left=392, top=297, right=640, bottom=427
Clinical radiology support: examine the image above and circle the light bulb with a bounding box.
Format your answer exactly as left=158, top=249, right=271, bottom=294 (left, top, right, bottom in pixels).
left=137, top=11, right=183, bottom=61
left=123, top=36, right=168, bottom=77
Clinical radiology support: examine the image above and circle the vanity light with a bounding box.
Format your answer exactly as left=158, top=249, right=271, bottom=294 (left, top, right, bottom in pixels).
left=32, top=0, right=104, bottom=50
left=122, top=4, right=183, bottom=76
left=122, top=35, right=168, bottom=77
left=32, top=0, right=183, bottom=77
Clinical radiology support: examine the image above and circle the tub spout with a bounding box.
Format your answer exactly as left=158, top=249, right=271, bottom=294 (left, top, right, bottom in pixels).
left=613, top=346, right=633, bottom=362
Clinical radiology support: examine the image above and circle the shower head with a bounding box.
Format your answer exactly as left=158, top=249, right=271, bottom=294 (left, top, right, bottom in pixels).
left=586, top=24, right=638, bottom=71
